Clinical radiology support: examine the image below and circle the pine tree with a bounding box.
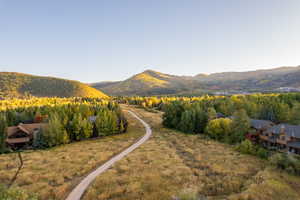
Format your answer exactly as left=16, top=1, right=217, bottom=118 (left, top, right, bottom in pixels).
left=290, top=103, right=300, bottom=125
left=231, top=109, right=250, bottom=144
left=0, top=113, right=8, bottom=153
left=207, top=107, right=217, bottom=121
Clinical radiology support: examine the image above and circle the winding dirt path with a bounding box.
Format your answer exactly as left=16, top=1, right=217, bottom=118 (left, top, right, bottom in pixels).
left=65, top=110, right=152, bottom=200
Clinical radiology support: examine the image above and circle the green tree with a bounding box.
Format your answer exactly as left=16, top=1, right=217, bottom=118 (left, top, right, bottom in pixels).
left=207, top=107, right=217, bottom=121
left=290, top=103, right=300, bottom=125
left=231, top=109, right=250, bottom=144
left=179, top=110, right=195, bottom=133
left=43, top=113, right=69, bottom=147
left=0, top=113, right=8, bottom=153
left=205, top=118, right=232, bottom=141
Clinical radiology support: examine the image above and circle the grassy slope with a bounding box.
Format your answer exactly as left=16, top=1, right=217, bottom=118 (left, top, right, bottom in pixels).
left=0, top=110, right=144, bottom=200
left=83, top=106, right=300, bottom=200
left=0, top=72, right=108, bottom=98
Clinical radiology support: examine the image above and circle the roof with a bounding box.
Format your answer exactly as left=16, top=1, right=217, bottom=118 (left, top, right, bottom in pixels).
left=250, top=119, right=274, bottom=130
left=267, top=124, right=300, bottom=138
left=288, top=141, right=300, bottom=149
left=7, top=123, right=47, bottom=137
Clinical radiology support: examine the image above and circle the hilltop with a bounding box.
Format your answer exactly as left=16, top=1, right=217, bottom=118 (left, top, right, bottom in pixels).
left=0, top=72, right=108, bottom=98
left=91, top=70, right=197, bottom=96
left=92, top=66, right=300, bottom=96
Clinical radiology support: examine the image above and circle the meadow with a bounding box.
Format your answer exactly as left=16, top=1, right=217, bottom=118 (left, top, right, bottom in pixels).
left=83, top=106, right=300, bottom=200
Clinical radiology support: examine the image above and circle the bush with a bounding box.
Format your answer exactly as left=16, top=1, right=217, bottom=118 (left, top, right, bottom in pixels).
left=269, top=153, right=300, bottom=175
left=0, top=184, right=37, bottom=200
left=236, top=140, right=269, bottom=159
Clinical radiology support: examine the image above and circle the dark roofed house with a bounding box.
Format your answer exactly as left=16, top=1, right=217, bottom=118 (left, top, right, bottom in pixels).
left=263, top=124, right=300, bottom=154
left=246, top=119, right=275, bottom=143
left=6, top=123, right=47, bottom=148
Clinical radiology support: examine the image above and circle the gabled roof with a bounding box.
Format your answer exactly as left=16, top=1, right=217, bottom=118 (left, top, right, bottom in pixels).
left=250, top=119, right=274, bottom=130
left=6, top=123, right=47, bottom=145
left=7, top=123, right=47, bottom=137
left=267, top=124, right=300, bottom=138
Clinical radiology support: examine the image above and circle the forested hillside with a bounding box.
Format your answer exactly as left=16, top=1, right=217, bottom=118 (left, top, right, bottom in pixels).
left=92, top=66, right=300, bottom=96
left=0, top=72, right=108, bottom=98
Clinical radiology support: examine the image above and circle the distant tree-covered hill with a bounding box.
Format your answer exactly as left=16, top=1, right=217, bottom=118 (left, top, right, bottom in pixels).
left=0, top=72, right=108, bottom=98
left=91, top=66, right=300, bottom=96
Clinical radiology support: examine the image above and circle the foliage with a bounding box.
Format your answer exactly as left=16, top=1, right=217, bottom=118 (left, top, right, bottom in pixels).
left=205, top=118, right=232, bottom=141
left=0, top=184, right=37, bottom=200
left=230, top=109, right=250, bottom=144
left=269, top=153, right=300, bottom=175
left=236, top=140, right=269, bottom=159
left=0, top=113, right=8, bottom=153
left=0, top=97, right=127, bottom=151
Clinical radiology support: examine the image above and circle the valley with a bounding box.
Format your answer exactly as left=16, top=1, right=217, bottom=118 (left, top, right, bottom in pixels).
left=2, top=104, right=300, bottom=200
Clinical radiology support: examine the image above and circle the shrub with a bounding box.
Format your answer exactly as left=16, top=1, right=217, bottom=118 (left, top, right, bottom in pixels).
left=0, top=184, right=37, bottom=200
left=236, top=140, right=269, bottom=159
left=205, top=118, right=232, bottom=141
left=269, top=153, right=300, bottom=175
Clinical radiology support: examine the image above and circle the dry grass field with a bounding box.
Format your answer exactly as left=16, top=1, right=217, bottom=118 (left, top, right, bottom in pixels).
left=0, top=108, right=144, bottom=200
left=83, top=106, right=300, bottom=200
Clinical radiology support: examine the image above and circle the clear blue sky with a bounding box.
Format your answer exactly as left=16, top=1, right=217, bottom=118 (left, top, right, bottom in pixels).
left=0, top=0, right=300, bottom=83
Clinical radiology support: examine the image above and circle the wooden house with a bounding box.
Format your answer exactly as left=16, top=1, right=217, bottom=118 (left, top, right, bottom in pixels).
left=246, top=119, right=274, bottom=143
left=6, top=123, right=47, bottom=148
left=263, top=124, right=300, bottom=154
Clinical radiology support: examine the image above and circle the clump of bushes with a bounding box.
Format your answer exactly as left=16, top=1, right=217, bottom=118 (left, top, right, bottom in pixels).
left=0, top=184, right=37, bottom=200
left=269, top=153, right=300, bottom=175
left=236, top=140, right=269, bottom=159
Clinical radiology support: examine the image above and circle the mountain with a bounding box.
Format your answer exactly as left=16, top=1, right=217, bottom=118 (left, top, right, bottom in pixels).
left=92, top=66, right=300, bottom=96
left=0, top=72, right=108, bottom=98
left=91, top=70, right=197, bottom=96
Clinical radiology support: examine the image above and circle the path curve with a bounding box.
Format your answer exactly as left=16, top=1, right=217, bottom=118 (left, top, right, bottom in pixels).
left=66, top=110, right=152, bottom=200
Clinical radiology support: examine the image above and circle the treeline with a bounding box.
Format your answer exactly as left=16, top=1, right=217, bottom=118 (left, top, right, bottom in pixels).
left=0, top=98, right=127, bottom=153
left=118, top=93, right=300, bottom=125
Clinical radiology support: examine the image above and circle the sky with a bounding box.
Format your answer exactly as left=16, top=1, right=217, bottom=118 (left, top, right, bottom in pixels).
left=0, top=0, right=300, bottom=83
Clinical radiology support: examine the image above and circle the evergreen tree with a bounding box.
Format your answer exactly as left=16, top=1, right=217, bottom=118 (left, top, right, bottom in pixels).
left=290, top=103, right=300, bottom=125
left=231, top=109, right=250, bottom=144
left=0, top=113, right=8, bottom=153
left=207, top=107, right=217, bottom=121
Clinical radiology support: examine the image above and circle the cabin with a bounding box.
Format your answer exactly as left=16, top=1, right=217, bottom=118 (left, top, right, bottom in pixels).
left=6, top=123, right=47, bottom=148
left=246, top=119, right=274, bottom=143
left=262, top=124, right=300, bottom=154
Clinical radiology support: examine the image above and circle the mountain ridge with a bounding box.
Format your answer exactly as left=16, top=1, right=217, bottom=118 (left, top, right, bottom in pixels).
left=92, top=65, right=300, bottom=96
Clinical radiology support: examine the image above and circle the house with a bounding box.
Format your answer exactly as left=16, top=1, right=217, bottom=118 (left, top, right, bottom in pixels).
left=6, top=123, right=47, bottom=148
left=246, top=119, right=274, bottom=143
left=262, top=124, right=300, bottom=154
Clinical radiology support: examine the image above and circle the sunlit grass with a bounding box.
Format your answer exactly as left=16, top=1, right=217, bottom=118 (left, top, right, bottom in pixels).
left=83, top=106, right=300, bottom=200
